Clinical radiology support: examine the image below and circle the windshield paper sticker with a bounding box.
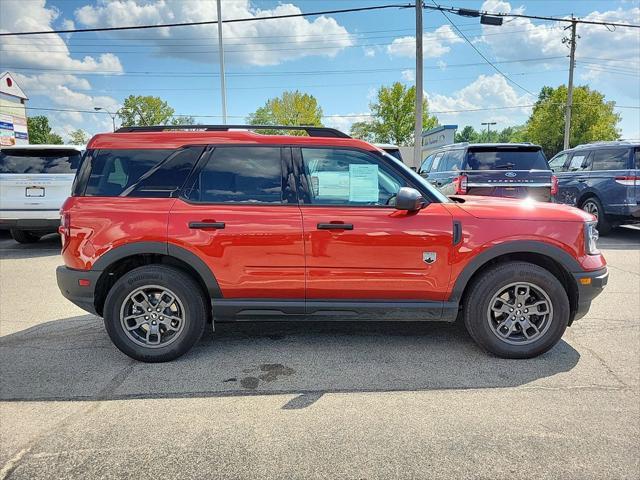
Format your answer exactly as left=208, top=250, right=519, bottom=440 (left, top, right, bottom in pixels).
left=349, top=164, right=379, bottom=202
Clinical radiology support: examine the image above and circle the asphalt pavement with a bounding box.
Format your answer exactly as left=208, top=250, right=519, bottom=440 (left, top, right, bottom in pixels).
left=0, top=228, right=638, bottom=479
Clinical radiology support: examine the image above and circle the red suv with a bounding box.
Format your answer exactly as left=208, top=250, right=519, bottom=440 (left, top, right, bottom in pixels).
left=57, top=125, right=608, bottom=362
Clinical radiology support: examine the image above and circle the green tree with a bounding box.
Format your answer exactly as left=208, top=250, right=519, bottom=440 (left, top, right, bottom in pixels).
left=68, top=129, right=89, bottom=145
left=523, top=85, right=621, bottom=157
left=118, top=95, right=177, bottom=127
left=455, top=125, right=480, bottom=143
left=26, top=116, right=63, bottom=144
left=349, top=82, right=438, bottom=146
left=248, top=90, right=323, bottom=135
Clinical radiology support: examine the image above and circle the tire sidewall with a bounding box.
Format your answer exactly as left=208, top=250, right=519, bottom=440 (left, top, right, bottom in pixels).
left=582, top=197, right=611, bottom=235
left=104, top=266, right=206, bottom=362
left=464, top=263, right=570, bottom=358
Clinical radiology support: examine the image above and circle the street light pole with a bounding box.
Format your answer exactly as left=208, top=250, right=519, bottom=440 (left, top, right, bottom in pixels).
left=216, top=0, right=228, bottom=124
left=481, top=121, right=496, bottom=141
left=563, top=18, right=577, bottom=150
left=414, top=0, right=423, bottom=169
left=94, top=107, right=116, bottom=131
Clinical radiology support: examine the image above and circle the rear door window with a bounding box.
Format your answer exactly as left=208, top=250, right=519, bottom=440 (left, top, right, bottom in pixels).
left=84, top=148, right=198, bottom=197
left=186, top=146, right=282, bottom=203
left=591, top=148, right=629, bottom=171
left=438, top=150, right=464, bottom=172
left=0, top=149, right=82, bottom=173
left=568, top=153, right=591, bottom=172
left=465, top=148, right=548, bottom=170
left=430, top=152, right=445, bottom=172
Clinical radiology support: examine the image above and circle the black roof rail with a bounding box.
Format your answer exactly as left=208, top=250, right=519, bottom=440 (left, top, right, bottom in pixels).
left=114, top=124, right=351, bottom=138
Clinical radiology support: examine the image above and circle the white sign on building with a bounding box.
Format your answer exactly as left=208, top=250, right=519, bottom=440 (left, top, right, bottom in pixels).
left=0, top=72, right=29, bottom=146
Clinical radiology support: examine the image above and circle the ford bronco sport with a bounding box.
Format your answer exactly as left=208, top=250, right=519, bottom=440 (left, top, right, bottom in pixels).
left=57, top=125, right=608, bottom=362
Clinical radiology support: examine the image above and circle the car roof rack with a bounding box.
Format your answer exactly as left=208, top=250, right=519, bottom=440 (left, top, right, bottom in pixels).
left=114, top=124, right=351, bottom=138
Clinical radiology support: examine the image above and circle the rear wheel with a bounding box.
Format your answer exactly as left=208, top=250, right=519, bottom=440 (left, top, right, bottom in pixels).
left=463, top=262, right=569, bottom=359
left=103, top=265, right=207, bottom=362
left=581, top=197, right=612, bottom=235
left=9, top=229, right=41, bottom=244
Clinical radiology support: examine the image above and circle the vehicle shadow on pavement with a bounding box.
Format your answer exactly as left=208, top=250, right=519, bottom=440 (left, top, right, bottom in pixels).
left=597, top=226, right=640, bottom=251
left=0, top=314, right=580, bottom=407
left=0, top=233, right=61, bottom=259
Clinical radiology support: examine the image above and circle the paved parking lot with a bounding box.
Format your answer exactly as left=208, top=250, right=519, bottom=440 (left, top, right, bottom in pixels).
left=0, top=228, right=638, bottom=479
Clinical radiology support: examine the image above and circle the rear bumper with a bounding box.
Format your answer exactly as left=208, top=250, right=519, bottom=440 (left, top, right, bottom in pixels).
left=0, top=217, right=60, bottom=232
left=56, top=266, right=101, bottom=316
left=571, top=267, right=608, bottom=322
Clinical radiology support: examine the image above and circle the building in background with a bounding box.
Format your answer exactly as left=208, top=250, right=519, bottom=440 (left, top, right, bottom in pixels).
left=0, top=72, right=29, bottom=146
left=421, top=125, right=457, bottom=158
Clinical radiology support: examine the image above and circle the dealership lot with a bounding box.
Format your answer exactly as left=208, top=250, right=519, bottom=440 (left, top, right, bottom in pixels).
left=0, top=228, right=638, bottom=479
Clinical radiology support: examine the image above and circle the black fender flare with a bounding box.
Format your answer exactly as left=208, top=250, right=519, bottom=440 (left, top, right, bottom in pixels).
left=92, top=241, right=223, bottom=298
left=449, top=240, right=581, bottom=304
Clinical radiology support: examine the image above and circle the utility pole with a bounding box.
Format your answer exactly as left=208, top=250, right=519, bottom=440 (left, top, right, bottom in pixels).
left=414, top=0, right=423, bottom=168
left=216, top=0, right=228, bottom=124
left=563, top=18, right=577, bottom=150
left=481, top=121, right=496, bottom=141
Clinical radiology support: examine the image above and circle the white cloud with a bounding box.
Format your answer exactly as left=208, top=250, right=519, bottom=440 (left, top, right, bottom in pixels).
left=0, top=0, right=123, bottom=73
left=401, top=69, right=415, bottom=82
left=428, top=74, right=534, bottom=128
left=75, top=0, right=354, bottom=67
left=387, top=26, right=463, bottom=59
left=363, top=47, right=376, bottom=58
left=324, top=113, right=371, bottom=134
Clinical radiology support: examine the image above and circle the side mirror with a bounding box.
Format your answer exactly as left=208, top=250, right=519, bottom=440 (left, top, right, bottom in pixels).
left=395, top=187, right=426, bottom=212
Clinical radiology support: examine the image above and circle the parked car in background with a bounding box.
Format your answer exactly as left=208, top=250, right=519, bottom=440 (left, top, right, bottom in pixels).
left=549, top=141, right=640, bottom=235
left=0, top=144, right=84, bottom=243
left=57, top=125, right=606, bottom=362
left=418, top=143, right=557, bottom=201
left=375, top=143, right=403, bottom=162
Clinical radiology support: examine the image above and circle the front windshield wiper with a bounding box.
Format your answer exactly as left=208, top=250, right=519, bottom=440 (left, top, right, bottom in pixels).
left=494, top=162, right=515, bottom=170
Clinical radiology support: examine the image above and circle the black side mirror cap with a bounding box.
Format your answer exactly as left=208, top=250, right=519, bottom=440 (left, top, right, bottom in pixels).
left=395, top=187, right=426, bottom=212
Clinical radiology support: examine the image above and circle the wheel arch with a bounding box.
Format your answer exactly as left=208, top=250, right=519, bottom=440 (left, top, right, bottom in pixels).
left=92, top=242, right=222, bottom=316
left=451, top=241, right=580, bottom=323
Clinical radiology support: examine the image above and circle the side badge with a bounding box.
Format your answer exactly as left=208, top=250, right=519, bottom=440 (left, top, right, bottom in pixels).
left=423, top=252, right=437, bottom=264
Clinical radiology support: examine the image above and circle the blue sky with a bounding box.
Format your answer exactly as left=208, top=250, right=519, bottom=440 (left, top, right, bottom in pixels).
left=1, top=0, right=638, bottom=141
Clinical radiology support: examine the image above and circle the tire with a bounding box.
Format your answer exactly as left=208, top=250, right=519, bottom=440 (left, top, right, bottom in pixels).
left=103, top=265, right=207, bottom=362
left=10, top=229, right=41, bottom=244
left=581, top=196, right=611, bottom=235
left=463, top=262, right=570, bottom=359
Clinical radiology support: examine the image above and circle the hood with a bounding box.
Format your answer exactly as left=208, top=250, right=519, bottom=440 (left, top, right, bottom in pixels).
left=449, top=195, right=594, bottom=222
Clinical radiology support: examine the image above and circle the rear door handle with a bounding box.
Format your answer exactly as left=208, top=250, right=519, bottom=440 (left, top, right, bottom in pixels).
left=189, top=221, right=225, bottom=229
left=578, top=179, right=587, bottom=183
left=317, top=223, right=354, bottom=230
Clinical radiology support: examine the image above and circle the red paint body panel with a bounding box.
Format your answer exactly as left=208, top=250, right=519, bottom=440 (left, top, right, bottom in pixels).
left=167, top=200, right=305, bottom=298
left=301, top=203, right=453, bottom=300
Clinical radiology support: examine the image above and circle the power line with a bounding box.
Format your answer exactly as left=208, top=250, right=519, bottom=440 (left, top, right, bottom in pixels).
left=0, top=3, right=413, bottom=37
left=429, top=1, right=536, bottom=96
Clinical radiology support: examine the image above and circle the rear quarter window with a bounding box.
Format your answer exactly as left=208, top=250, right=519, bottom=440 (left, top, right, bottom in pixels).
left=464, top=148, right=548, bottom=170
left=83, top=148, right=200, bottom=197
left=0, top=149, right=82, bottom=173
left=591, top=148, right=630, bottom=171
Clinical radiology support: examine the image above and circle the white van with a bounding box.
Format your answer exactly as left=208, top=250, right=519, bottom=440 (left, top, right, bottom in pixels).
left=0, top=144, right=84, bottom=243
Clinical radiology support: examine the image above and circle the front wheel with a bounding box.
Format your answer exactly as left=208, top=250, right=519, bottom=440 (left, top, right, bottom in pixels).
left=103, top=265, right=207, bottom=362
left=463, top=262, right=570, bottom=359
left=581, top=197, right=612, bottom=235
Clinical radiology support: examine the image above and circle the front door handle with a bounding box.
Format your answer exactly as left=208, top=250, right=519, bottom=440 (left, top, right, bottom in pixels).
left=317, top=223, right=353, bottom=230
left=189, top=221, right=226, bottom=229
left=578, top=179, right=587, bottom=183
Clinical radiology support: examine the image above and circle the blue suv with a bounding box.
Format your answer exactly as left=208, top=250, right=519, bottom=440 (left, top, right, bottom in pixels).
left=549, top=142, right=640, bottom=234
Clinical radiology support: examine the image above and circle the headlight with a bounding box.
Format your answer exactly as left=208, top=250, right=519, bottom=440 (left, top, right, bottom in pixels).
left=584, top=221, right=599, bottom=255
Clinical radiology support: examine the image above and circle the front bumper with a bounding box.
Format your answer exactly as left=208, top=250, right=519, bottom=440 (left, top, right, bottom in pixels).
left=571, top=267, right=608, bottom=322
left=56, top=266, right=102, bottom=316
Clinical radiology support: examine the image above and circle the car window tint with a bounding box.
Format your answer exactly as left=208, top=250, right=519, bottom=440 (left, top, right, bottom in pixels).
left=85, top=149, right=171, bottom=196
left=0, top=149, right=82, bottom=173
left=465, top=148, right=548, bottom=170
left=568, top=153, right=590, bottom=172
left=438, top=150, right=464, bottom=172
left=188, top=147, right=282, bottom=203
left=591, top=148, right=629, bottom=171
left=301, top=148, right=407, bottom=206
left=548, top=153, right=567, bottom=172
left=430, top=153, right=444, bottom=172
left=635, top=148, right=640, bottom=169
left=128, top=147, right=203, bottom=198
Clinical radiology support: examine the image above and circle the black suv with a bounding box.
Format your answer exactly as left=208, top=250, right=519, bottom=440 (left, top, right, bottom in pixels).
left=418, top=143, right=555, bottom=201
left=548, top=141, right=640, bottom=234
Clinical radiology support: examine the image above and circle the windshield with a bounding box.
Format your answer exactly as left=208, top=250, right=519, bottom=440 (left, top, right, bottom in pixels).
left=465, top=148, right=548, bottom=171
left=380, top=151, right=451, bottom=203
left=0, top=149, right=82, bottom=174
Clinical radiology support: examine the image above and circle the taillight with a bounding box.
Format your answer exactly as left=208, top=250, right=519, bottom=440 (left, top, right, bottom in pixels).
left=453, top=174, right=468, bottom=194
left=551, top=174, right=559, bottom=195
left=614, top=175, right=639, bottom=186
